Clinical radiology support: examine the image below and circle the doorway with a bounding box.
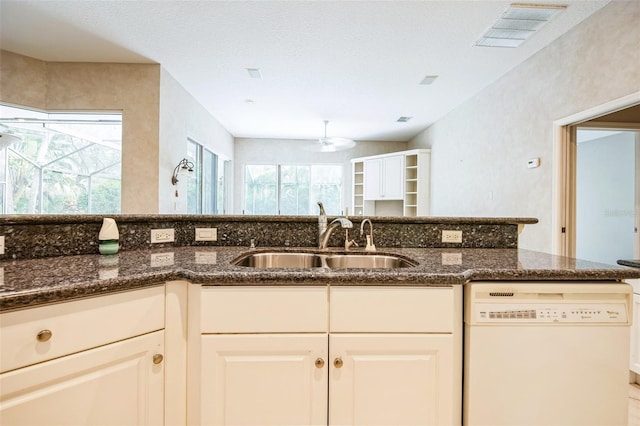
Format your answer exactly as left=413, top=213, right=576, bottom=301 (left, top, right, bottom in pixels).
left=553, top=93, right=640, bottom=261
left=575, top=128, right=639, bottom=265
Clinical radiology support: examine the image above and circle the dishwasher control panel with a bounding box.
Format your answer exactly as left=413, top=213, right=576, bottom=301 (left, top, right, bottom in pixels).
left=474, top=303, right=628, bottom=323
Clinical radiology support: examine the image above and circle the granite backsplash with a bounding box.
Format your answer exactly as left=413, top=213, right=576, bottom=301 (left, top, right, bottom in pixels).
left=0, top=215, right=537, bottom=260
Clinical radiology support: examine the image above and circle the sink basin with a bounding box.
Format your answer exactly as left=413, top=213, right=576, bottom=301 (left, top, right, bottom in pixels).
left=325, top=254, right=416, bottom=269
left=233, top=252, right=325, bottom=268
left=232, top=251, right=416, bottom=269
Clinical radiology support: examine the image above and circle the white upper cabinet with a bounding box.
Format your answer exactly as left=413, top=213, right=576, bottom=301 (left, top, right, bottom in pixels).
left=353, top=149, right=430, bottom=216
left=364, top=155, right=404, bottom=200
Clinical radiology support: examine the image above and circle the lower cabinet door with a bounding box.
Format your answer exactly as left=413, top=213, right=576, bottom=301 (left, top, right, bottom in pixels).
left=0, top=330, right=164, bottom=426
left=329, top=334, right=454, bottom=426
left=201, top=334, right=328, bottom=425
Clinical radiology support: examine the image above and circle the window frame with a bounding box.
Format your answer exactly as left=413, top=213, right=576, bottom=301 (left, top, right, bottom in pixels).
left=243, top=162, right=344, bottom=215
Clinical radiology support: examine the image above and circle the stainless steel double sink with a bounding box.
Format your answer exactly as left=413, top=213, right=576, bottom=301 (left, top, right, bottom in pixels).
left=232, top=251, right=416, bottom=269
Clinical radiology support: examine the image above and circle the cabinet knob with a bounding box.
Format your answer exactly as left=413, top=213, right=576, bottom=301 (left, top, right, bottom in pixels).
left=315, top=358, right=325, bottom=368
left=334, top=357, right=343, bottom=368
left=36, top=329, right=52, bottom=342
left=153, top=354, right=164, bottom=365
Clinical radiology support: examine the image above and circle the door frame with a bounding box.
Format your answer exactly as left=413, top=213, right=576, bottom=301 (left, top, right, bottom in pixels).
left=552, top=91, right=640, bottom=257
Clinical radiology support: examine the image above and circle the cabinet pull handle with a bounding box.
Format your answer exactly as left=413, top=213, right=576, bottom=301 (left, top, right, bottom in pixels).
left=315, top=358, right=325, bottom=368
left=36, top=329, right=52, bottom=342
left=153, top=354, right=164, bottom=365
left=333, top=357, right=343, bottom=368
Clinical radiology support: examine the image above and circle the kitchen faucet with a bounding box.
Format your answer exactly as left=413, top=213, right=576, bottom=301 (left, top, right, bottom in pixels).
left=360, top=218, right=376, bottom=251
left=318, top=217, right=358, bottom=250
left=317, top=201, right=327, bottom=239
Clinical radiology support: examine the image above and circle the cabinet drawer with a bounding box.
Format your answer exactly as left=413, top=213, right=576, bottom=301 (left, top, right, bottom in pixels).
left=330, top=286, right=453, bottom=333
left=200, top=286, right=328, bottom=333
left=0, top=286, right=165, bottom=373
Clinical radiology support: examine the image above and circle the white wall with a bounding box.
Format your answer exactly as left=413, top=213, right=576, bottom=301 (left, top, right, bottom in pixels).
left=576, top=131, right=636, bottom=265
left=408, top=1, right=640, bottom=252
left=233, top=138, right=407, bottom=214
left=159, top=69, right=234, bottom=213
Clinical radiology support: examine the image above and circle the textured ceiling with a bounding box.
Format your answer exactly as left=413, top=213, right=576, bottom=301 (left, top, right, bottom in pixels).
left=0, top=0, right=611, bottom=141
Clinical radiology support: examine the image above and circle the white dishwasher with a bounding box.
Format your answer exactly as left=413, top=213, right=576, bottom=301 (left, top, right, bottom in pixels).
left=463, top=281, right=633, bottom=426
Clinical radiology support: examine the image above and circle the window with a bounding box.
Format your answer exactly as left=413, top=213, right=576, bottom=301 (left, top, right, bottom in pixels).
left=187, top=139, right=229, bottom=214
left=0, top=105, right=122, bottom=214
left=244, top=164, right=343, bottom=215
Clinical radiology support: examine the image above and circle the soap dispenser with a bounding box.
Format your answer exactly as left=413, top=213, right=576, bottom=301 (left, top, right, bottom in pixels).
left=98, top=217, right=120, bottom=255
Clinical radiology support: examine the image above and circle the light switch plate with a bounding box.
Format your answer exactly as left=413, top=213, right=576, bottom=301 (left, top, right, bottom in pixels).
left=195, top=228, right=217, bottom=241
left=0, top=236, right=4, bottom=255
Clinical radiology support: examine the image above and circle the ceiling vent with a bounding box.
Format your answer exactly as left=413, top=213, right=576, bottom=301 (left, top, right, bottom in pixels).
left=420, top=75, right=439, bottom=85
left=396, top=116, right=412, bottom=123
left=246, top=68, right=262, bottom=79
left=475, top=3, right=566, bottom=48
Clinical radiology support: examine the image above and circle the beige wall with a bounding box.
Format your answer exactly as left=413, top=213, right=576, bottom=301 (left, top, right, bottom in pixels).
left=1, top=50, right=234, bottom=214
left=234, top=138, right=407, bottom=214
left=159, top=69, right=234, bottom=213
left=408, top=1, right=640, bottom=252
left=1, top=50, right=161, bottom=213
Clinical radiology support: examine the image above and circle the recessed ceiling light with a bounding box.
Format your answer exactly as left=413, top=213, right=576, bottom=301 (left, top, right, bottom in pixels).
left=420, top=75, right=439, bottom=85
left=244, top=99, right=255, bottom=104
left=246, top=68, right=262, bottom=79
left=475, top=3, right=566, bottom=48
left=397, top=116, right=412, bottom=122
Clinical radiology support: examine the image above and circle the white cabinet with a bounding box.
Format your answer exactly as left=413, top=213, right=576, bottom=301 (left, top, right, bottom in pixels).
left=0, top=331, right=164, bottom=426
left=194, top=285, right=461, bottom=426
left=201, top=334, right=328, bottom=425
left=329, top=286, right=461, bottom=426
left=364, top=155, right=404, bottom=200
left=352, top=149, right=430, bottom=217
left=0, top=286, right=165, bottom=426
left=329, top=334, right=453, bottom=426
left=197, top=286, right=329, bottom=425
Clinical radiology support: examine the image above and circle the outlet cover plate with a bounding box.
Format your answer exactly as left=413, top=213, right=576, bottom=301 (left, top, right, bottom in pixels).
left=442, top=230, right=463, bottom=244
left=151, top=228, right=175, bottom=244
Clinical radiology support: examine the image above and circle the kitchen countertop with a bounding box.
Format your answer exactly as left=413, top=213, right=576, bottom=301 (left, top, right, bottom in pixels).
left=2, top=246, right=639, bottom=312
left=618, top=259, right=640, bottom=269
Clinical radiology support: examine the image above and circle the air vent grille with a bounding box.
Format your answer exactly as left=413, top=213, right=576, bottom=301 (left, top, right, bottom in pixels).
left=489, top=292, right=515, bottom=297
left=475, top=3, right=566, bottom=48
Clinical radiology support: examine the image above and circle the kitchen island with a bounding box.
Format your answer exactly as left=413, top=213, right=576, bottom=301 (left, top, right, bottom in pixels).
left=1, top=215, right=639, bottom=425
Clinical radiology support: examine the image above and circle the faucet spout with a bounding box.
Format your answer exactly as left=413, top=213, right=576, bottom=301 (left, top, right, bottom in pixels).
left=360, top=218, right=376, bottom=251
left=318, top=217, right=353, bottom=249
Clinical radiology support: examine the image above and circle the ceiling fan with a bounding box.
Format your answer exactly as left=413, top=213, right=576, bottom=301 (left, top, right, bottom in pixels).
left=0, top=132, right=22, bottom=151
left=306, top=120, right=356, bottom=152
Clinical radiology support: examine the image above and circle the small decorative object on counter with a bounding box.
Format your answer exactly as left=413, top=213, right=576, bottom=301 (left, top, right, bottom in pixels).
left=98, top=217, right=120, bottom=255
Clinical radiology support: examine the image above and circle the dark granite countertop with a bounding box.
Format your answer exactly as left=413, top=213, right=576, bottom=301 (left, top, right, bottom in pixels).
left=618, top=259, right=640, bottom=269
left=1, top=246, right=639, bottom=312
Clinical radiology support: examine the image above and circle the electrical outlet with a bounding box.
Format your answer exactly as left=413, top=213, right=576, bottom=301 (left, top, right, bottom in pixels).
left=151, top=228, right=175, bottom=244
left=150, top=252, right=174, bottom=267
left=195, top=228, right=217, bottom=242
left=442, top=230, right=463, bottom=244
left=0, top=236, right=4, bottom=255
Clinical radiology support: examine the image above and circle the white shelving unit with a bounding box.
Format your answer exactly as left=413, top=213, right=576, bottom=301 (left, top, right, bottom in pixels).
left=351, top=149, right=430, bottom=217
